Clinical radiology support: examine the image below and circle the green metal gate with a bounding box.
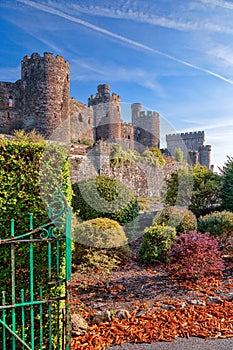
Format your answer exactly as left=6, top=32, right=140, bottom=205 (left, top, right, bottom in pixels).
left=0, top=186, right=72, bottom=349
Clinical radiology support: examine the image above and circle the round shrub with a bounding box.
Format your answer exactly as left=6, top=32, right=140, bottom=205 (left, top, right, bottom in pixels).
left=139, top=224, right=176, bottom=263
left=198, top=210, right=233, bottom=239
left=72, top=175, right=139, bottom=225
left=73, top=218, right=129, bottom=271
left=167, top=231, right=225, bottom=282
left=198, top=210, right=233, bottom=253
left=154, top=206, right=197, bottom=234
left=73, top=217, right=128, bottom=249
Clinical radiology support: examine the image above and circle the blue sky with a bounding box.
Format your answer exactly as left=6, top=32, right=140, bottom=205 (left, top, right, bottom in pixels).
left=1, top=0, right=233, bottom=170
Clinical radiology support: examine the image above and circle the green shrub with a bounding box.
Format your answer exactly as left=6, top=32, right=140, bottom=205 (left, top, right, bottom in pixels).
left=167, top=231, right=225, bottom=282
left=73, top=218, right=129, bottom=274
left=139, top=224, right=176, bottom=263
left=154, top=206, right=197, bottom=234
left=72, top=175, right=139, bottom=225
left=198, top=210, right=233, bottom=253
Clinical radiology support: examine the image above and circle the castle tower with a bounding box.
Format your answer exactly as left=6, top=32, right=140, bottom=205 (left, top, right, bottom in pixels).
left=166, top=131, right=211, bottom=169
left=131, top=103, right=160, bottom=152
left=199, top=145, right=211, bottom=170
left=88, top=84, right=121, bottom=142
left=21, top=52, right=70, bottom=137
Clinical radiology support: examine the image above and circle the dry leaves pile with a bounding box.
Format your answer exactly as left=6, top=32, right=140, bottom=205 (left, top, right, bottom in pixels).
left=71, top=299, right=233, bottom=350
left=70, top=257, right=233, bottom=349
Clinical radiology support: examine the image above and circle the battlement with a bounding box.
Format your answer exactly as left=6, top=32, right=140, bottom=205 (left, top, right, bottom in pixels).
left=88, top=84, right=121, bottom=106
left=140, top=111, right=159, bottom=118
left=22, top=52, right=68, bottom=65
left=122, top=121, right=133, bottom=126
left=199, top=144, right=211, bottom=151
left=166, top=131, right=205, bottom=143
left=166, top=131, right=205, bottom=140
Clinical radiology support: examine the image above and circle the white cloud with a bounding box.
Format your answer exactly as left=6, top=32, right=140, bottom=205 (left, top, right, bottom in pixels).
left=15, top=0, right=233, bottom=86
left=200, top=0, right=233, bottom=10
left=207, top=44, right=233, bottom=66
left=70, top=59, right=165, bottom=95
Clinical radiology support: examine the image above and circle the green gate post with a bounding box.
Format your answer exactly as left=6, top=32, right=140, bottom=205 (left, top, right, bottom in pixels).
left=65, top=206, right=72, bottom=350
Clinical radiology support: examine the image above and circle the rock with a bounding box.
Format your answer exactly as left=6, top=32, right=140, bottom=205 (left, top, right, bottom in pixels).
left=207, top=297, right=223, bottom=304
left=225, top=293, right=233, bottom=302
left=71, top=313, right=88, bottom=336
left=189, top=299, right=206, bottom=306
left=115, top=309, right=131, bottom=320
left=161, top=304, right=176, bottom=311
left=91, top=310, right=112, bottom=325
left=179, top=302, right=187, bottom=308
left=135, top=309, right=148, bottom=317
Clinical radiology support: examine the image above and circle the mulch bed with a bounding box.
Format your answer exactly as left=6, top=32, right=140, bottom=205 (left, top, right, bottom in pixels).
left=70, top=253, right=233, bottom=350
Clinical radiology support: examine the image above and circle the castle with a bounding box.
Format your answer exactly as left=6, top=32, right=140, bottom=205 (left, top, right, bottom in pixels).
left=0, top=52, right=211, bottom=169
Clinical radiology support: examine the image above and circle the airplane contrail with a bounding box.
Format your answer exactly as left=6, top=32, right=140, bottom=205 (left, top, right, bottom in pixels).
left=17, top=0, right=233, bottom=85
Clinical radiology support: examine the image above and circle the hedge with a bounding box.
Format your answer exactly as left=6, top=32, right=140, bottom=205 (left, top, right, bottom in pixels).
left=0, top=138, right=72, bottom=348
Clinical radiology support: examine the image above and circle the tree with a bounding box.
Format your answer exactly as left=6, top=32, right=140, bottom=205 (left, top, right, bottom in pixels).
left=110, top=143, right=140, bottom=167
left=72, top=175, right=139, bottom=224
left=174, top=148, right=183, bottom=162
left=164, top=164, right=222, bottom=217
left=220, top=156, right=233, bottom=212
left=141, top=147, right=166, bottom=167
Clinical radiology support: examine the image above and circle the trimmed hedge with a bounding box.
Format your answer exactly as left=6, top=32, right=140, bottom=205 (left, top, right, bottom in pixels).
left=139, top=224, right=176, bottom=263
left=72, top=175, right=139, bottom=225
left=73, top=217, right=129, bottom=273
left=0, top=138, right=72, bottom=348
left=155, top=206, right=197, bottom=234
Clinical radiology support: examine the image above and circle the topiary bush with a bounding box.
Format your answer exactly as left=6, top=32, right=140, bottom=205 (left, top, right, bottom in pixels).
left=154, top=206, right=197, bottom=234
left=198, top=210, right=233, bottom=253
left=73, top=218, right=129, bottom=273
left=72, top=175, right=139, bottom=225
left=167, top=231, right=225, bottom=282
left=139, top=224, right=176, bottom=263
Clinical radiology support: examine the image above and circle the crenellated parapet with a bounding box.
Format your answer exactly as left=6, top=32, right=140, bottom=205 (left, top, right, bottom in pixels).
left=88, top=84, right=120, bottom=106
left=166, top=131, right=205, bottom=141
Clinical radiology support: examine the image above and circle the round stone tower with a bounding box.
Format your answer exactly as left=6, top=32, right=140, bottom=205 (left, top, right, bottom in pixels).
left=131, top=103, right=160, bottom=151
left=131, top=103, right=142, bottom=125
left=88, top=84, right=121, bottom=142
left=21, top=52, right=70, bottom=137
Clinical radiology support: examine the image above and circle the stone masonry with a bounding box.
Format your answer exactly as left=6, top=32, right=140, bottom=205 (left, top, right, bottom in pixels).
left=0, top=52, right=211, bottom=169
left=166, top=131, right=211, bottom=169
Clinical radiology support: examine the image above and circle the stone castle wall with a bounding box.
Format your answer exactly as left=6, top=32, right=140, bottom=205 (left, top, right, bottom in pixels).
left=166, top=131, right=211, bottom=169
left=0, top=52, right=212, bottom=169
left=70, top=98, right=94, bottom=142
left=0, top=81, right=22, bottom=133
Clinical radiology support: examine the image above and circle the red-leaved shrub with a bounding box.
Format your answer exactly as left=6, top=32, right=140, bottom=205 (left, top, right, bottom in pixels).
left=167, top=231, right=225, bottom=282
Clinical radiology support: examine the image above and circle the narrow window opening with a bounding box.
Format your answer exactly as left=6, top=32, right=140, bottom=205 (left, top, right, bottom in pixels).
left=8, top=96, right=13, bottom=107
left=78, top=113, right=83, bottom=122
left=128, top=135, right=130, bottom=139
left=7, top=112, right=10, bottom=118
